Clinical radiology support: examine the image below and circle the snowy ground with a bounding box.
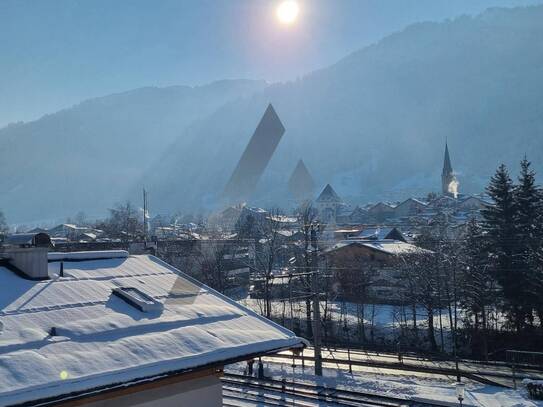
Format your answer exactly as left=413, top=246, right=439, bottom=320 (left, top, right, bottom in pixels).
left=226, top=360, right=542, bottom=407
left=238, top=296, right=514, bottom=353
left=239, top=298, right=460, bottom=348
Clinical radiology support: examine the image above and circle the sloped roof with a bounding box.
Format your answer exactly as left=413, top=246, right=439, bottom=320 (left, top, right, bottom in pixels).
left=4, top=232, right=51, bottom=247
left=395, top=197, right=428, bottom=209
left=0, top=253, right=304, bottom=405
left=360, top=240, right=426, bottom=255
left=323, top=239, right=427, bottom=256
left=316, top=184, right=342, bottom=203
left=350, top=206, right=367, bottom=214
left=368, top=202, right=396, bottom=212
left=459, top=195, right=492, bottom=205
left=356, top=227, right=406, bottom=242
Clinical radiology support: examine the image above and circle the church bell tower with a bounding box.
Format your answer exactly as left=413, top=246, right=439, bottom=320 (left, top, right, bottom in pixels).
left=441, top=142, right=455, bottom=196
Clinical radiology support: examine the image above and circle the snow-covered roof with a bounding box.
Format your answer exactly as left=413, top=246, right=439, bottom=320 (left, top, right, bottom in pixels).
left=355, top=227, right=405, bottom=242
left=323, top=240, right=426, bottom=256
left=4, top=232, right=51, bottom=247
left=368, top=202, right=396, bottom=212
left=0, top=253, right=304, bottom=405
left=395, top=198, right=428, bottom=209
left=268, top=215, right=298, bottom=223
left=359, top=240, right=426, bottom=255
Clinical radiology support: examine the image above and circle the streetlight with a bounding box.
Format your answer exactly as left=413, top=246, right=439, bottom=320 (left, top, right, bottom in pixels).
left=455, top=382, right=465, bottom=406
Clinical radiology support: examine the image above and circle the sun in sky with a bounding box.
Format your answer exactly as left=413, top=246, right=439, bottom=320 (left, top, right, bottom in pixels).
left=276, top=1, right=299, bottom=25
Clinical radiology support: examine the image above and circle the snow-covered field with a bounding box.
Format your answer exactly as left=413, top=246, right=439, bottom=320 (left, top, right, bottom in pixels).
left=226, top=360, right=542, bottom=407
left=239, top=298, right=462, bottom=348
left=238, top=296, right=513, bottom=353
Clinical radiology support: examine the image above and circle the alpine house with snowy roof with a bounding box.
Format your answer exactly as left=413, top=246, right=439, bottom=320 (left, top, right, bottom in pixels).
left=322, top=239, right=430, bottom=303
left=0, top=242, right=305, bottom=406
left=314, top=184, right=345, bottom=223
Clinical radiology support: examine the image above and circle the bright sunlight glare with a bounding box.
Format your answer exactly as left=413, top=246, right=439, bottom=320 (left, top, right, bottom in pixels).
left=277, top=1, right=299, bottom=25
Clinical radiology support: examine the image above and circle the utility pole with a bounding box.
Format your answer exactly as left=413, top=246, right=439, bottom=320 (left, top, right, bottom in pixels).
left=310, top=222, right=322, bottom=376
left=452, top=261, right=461, bottom=382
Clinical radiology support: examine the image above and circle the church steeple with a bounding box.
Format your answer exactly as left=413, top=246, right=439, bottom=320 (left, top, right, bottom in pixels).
left=442, top=143, right=452, bottom=177
left=441, top=142, right=455, bottom=195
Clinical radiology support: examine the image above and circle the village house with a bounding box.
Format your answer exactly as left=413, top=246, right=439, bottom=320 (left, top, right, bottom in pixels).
left=352, top=226, right=407, bottom=242
left=457, top=195, right=489, bottom=211
left=314, top=184, right=345, bottom=223
left=367, top=202, right=396, bottom=222
left=322, top=238, right=426, bottom=303
left=0, top=234, right=305, bottom=406
left=393, top=198, right=428, bottom=218
left=208, top=205, right=244, bottom=231
left=36, top=223, right=105, bottom=243
left=336, top=205, right=369, bottom=224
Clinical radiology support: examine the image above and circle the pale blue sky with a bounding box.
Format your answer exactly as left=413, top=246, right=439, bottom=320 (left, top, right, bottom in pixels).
left=1, top=0, right=541, bottom=127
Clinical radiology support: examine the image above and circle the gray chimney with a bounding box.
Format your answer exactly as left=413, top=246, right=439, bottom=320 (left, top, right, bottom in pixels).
left=1, top=232, right=51, bottom=280
left=2, top=247, right=49, bottom=280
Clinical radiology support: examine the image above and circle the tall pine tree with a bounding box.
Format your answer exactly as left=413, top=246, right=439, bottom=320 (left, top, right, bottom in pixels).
left=514, top=157, right=543, bottom=326
left=460, top=218, right=494, bottom=330
left=459, top=218, right=495, bottom=358
left=482, top=164, right=524, bottom=331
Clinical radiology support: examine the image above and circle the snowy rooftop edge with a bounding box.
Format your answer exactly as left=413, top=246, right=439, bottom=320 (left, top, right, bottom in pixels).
left=48, top=250, right=129, bottom=261
left=0, top=254, right=305, bottom=405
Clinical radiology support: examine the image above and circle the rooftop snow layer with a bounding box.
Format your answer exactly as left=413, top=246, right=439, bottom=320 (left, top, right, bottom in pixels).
left=360, top=240, right=426, bottom=255
left=48, top=250, right=129, bottom=261
left=324, top=240, right=427, bottom=256
left=0, top=254, right=304, bottom=405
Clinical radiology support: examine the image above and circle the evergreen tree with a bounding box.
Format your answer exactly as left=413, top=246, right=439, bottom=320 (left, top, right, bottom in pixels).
left=459, top=218, right=495, bottom=357
left=460, top=218, right=494, bottom=327
left=481, top=164, right=524, bottom=331
left=515, top=158, right=542, bottom=248
left=532, top=247, right=543, bottom=328
left=514, top=157, right=543, bottom=326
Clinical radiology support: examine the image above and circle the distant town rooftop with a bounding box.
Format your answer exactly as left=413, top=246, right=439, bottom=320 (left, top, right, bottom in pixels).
left=324, top=239, right=427, bottom=256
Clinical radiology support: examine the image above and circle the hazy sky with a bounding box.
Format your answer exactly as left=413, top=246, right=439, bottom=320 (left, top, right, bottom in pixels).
left=1, top=0, right=542, bottom=127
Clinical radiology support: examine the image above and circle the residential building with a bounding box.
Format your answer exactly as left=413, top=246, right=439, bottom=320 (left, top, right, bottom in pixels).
left=367, top=202, right=396, bottom=222
left=0, top=238, right=304, bottom=406
left=322, top=239, right=427, bottom=303
left=314, top=184, right=344, bottom=222
left=393, top=198, right=428, bottom=218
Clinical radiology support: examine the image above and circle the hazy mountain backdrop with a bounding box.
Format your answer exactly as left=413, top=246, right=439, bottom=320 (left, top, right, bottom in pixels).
left=0, top=80, right=267, bottom=223
left=142, top=5, right=543, bottom=214
left=2, top=5, right=543, bottom=223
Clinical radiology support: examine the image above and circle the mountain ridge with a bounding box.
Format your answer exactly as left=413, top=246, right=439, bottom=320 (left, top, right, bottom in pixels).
left=2, top=5, right=543, bottom=223
left=141, top=4, right=543, bottom=213
left=0, top=79, right=268, bottom=223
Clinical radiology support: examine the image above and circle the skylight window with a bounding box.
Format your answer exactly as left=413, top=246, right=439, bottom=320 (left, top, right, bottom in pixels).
left=112, top=287, right=163, bottom=313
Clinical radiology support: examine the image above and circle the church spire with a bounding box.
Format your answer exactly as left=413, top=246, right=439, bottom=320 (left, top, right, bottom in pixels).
left=441, top=142, right=455, bottom=196
left=442, top=142, right=453, bottom=177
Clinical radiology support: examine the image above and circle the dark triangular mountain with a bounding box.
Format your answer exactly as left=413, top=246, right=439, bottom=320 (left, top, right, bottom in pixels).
left=0, top=80, right=267, bottom=223
left=222, top=104, right=285, bottom=204
left=287, top=159, right=316, bottom=202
